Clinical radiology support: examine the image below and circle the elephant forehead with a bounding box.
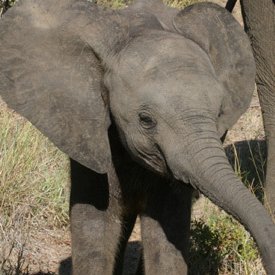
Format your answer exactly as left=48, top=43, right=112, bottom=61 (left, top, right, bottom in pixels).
left=136, top=75, right=223, bottom=107
left=113, top=55, right=219, bottom=102
left=109, top=71, right=223, bottom=120
left=115, top=31, right=216, bottom=82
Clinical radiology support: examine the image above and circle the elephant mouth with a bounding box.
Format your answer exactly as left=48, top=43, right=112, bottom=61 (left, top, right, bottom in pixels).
left=136, top=145, right=168, bottom=175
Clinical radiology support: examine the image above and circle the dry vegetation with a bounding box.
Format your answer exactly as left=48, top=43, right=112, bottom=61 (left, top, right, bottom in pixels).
left=0, top=0, right=273, bottom=274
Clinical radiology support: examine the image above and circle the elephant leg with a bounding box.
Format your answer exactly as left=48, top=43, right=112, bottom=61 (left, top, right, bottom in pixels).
left=241, top=0, right=275, bottom=215
left=70, top=159, right=124, bottom=275
left=140, top=180, right=193, bottom=275
left=265, top=138, right=275, bottom=215
left=113, top=213, right=138, bottom=275
left=255, top=23, right=275, bottom=215
left=258, top=101, right=275, bottom=214
left=70, top=205, right=122, bottom=275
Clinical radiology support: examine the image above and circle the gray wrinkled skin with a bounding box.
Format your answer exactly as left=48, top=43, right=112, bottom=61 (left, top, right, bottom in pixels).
left=240, top=0, right=275, bottom=216
left=0, top=0, right=274, bottom=274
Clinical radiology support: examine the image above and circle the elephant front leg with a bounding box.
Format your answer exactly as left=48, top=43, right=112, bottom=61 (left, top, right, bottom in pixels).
left=241, top=0, right=275, bottom=216
left=71, top=204, right=122, bottom=274
left=263, top=135, right=275, bottom=216
left=254, top=63, right=275, bottom=216
left=140, top=180, right=193, bottom=275
left=69, top=159, right=124, bottom=275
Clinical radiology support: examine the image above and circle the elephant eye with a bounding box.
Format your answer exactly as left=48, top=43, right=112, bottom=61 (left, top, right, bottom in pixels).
left=138, top=112, right=156, bottom=129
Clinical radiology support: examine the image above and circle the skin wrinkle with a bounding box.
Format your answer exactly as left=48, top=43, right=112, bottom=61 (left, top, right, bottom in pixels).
left=131, top=125, right=166, bottom=173
left=182, top=146, right=226, bottom=176
left=164, top=130, right=219, bottom=149
left=174, top=113, right=217, bottom=123
left=158, top=106, right=217, bottom=131
left=204, top=164, right=233, bottom=179
left=205, top=174, right=249, bottom=219
left=137, top=150, right=165, bottom=174
left=191, top=172, right=242, bottom=221
left=200, top=159, right=230, bottom=174
left=191, top=145, right=224, bottom=161
left=193, top=166, right=231, bottom=190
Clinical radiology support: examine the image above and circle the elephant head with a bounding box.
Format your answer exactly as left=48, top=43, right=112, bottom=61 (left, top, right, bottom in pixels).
left=0, top=0, right=274, bottom=273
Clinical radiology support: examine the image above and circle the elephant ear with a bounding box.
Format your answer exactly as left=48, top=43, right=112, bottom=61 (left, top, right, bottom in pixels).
left=173, top=2, right=256, bottom=135
left=0, top=0, right=122, bottom=173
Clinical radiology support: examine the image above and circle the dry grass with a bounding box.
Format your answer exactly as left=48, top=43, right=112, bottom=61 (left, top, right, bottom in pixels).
left=164, top=0, right=202, bottom=7
left=0, top=103, right=70, bottom=274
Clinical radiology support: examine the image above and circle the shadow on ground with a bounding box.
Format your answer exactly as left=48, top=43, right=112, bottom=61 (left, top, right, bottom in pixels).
left=225, top=139, right=266, bottom=201
left=58, top=257, right=71, bottom=275
left=32, top=241, right=142, bottom=275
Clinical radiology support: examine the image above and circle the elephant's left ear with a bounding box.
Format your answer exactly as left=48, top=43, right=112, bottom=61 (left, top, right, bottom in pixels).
left=0, top=0, right=114, bottom=174
left=173, top=2, right=256, bottom=134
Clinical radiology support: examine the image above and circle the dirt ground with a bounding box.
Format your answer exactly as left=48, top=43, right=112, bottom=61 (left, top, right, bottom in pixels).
left=1, top=1, right=265, bottom=274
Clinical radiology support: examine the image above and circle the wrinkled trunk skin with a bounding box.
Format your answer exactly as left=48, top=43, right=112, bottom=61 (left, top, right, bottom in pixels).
left=240, top=0, right=275, bottom=215
left=165, top=134, right=275, bottom=274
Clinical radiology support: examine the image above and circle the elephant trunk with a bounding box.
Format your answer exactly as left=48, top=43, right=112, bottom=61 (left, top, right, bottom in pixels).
left=164, top=133, right=275, bottom=274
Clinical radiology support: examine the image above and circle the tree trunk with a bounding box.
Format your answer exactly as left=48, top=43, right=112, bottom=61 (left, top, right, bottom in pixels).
left=240, top=0, right=275, bottom=215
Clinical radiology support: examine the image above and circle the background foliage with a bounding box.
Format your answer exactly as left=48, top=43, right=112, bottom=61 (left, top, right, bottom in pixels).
left=0, top=0, right=15, bottom=14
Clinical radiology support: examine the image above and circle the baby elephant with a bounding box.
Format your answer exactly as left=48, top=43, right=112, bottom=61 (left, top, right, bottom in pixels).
left=0, top=0, right=274, bottom=274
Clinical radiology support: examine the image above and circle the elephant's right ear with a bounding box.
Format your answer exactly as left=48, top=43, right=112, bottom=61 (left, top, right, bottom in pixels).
left=0, top=0, right=123, bottom=173
left=173, top=2, right=256, bottom=134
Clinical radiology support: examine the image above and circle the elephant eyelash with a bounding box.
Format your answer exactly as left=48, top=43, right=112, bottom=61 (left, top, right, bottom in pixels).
left=218, top=107, right=224, bottom=118
left=138, top=112, right=157, bottom=130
